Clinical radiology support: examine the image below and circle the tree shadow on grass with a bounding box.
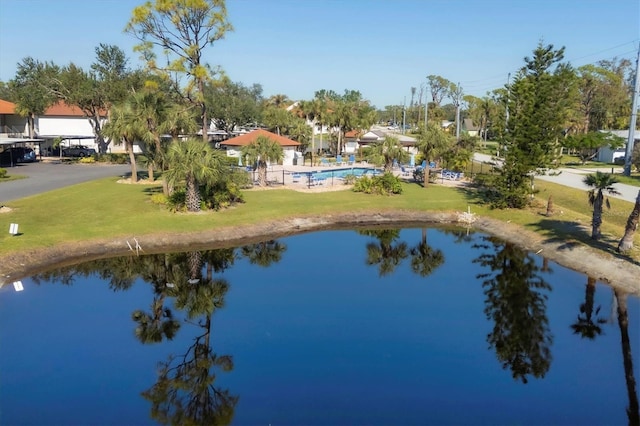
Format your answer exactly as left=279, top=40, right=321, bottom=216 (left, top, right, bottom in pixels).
left=454, top=184, right=487, bottom=206
left=531, top=218, right=640, bottom=268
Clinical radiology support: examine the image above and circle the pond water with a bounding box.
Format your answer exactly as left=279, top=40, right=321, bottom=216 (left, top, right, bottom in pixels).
left=0, top=227, right=638, bottom=425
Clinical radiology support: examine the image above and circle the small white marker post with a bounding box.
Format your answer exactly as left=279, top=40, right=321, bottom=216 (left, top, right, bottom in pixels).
left=9, top=223, right=19, bottom=235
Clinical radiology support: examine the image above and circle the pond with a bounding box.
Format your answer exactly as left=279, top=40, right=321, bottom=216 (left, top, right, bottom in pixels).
left=0, top=227, right=638, bottom=425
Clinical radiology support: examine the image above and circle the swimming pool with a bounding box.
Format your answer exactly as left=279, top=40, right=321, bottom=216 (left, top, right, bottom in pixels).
left=309, top=167, right=381, bottom=180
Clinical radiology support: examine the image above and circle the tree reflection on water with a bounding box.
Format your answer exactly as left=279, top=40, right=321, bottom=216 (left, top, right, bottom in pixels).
left=26, top=230, right=639, bottom=423
left=473, top=236, right=553, bottom=384
left=141, top=249, right=237, bottom=425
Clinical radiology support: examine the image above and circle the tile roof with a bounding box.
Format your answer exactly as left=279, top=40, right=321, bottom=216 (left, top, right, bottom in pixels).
left=0, top=99, right=16, bottom=114
left=220, top=129, right=300, bottom=147
left=44, top=101, right=88, bottom=117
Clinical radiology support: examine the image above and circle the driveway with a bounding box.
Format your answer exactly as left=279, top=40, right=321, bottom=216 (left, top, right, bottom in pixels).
left=473, top=153, right=639, bottom=203
left=1, top=161, right=131, bottom=203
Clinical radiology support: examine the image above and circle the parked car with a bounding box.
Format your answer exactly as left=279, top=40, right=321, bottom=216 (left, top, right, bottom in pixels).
left=0, top=147, right=37, bottom=165
left=62, top=145, right=96, bottom=157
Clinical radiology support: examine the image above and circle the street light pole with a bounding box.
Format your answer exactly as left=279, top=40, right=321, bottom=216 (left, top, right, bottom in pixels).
left=424, top=77, right=428, bottom=129
left=623, top=43, right=640, bottom=176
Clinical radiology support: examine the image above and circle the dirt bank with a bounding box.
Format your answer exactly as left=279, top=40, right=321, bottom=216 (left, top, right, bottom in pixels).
left=0, top=211, right=638, bottom=295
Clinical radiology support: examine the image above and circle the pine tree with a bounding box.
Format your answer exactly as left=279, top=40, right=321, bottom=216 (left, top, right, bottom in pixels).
left=494, top=42, right=577, bottom=208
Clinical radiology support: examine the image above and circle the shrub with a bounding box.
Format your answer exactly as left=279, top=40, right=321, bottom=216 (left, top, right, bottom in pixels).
left=342, top=174, right=357, bottom=185
left=98, top=153, right=129, bottom=164
left=632, top=143, right=640, bottom=172
left=353, top=172, right=403, bottom=195
left=79, top=157, right=96, bottom=164
left=150, top=193, right=167, bottom=205
left=0, top=168, right=6, bottom=179
left=166, top=189, right=187, bottom=212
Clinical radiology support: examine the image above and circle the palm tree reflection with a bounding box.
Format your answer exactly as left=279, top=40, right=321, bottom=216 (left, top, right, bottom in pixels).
left=570, top=277, right=607, bottom=339
left=240, top=240, right=287, bottom=267
left=409, top=228, right=444, bottom=277
left=473, top=236, right=553, bottom=383
left=139, top=248, right=238, bottom=425
left=359, top=229, right=408, bottom=276
left=614, top=289, right=640, bottom=425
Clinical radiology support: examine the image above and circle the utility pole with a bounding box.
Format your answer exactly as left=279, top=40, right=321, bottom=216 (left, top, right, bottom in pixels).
left=402, top=96, right=406, bottom=135
left=624, top=43, right=640, bottom=176
left=455, top=82, right=461, bottom=142
left=424, top=76, right=428, bottom=129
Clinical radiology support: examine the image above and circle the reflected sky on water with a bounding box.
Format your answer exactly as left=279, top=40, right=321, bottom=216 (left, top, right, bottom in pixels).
left=0, top=227, right=638, bottom=425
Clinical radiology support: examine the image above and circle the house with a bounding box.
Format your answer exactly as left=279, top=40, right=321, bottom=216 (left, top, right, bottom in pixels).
left=352, top=127, right=418, bottom=154
left=0, top=99, right=45, bottom=159
left=596, top=130, right=639, bottom=163
left=219, top=129, right=301, bottom=166
left=463, top=119, right=480, bottom=137
left=0, top=99, right=27, bottom=136
left=36, top=101, right=111, bottom=153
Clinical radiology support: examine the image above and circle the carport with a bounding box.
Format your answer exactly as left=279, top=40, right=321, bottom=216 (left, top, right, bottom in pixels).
left=0, top=137, right=45, bottom=167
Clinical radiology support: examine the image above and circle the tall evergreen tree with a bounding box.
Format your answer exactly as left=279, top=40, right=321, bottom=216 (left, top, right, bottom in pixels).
left=494, top=42, right=576, bottom=208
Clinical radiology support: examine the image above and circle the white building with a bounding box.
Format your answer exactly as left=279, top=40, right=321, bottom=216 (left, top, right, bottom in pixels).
left=596, top=130, right=639, bottom=163
left=219, top=129, right=301, bottom=166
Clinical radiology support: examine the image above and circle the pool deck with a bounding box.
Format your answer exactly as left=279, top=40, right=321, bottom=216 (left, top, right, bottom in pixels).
left=248, top=162, right=466, bottom=192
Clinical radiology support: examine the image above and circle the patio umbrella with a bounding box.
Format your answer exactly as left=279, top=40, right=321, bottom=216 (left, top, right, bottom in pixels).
left=410, top=154, right=415, bottom=167
left=238, top=155, right=243, bottom=166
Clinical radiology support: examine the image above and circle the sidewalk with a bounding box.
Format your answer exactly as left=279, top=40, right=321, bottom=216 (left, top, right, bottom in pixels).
left=473, top=153, right=639, bottom=203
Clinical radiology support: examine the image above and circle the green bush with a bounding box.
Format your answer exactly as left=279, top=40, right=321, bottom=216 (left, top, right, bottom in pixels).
left=0, top=168, right=6, bottom=179
left=98, top=153, right=129, bottom=164
left=150, top=193, right=168, bottom=205
left=167, top=189, right=187, bottom=212
left=222, top=156, right=242, bottom=168
left=353, top=172, right=403, bottom=195
left=342, top=174, right=357, bottom=185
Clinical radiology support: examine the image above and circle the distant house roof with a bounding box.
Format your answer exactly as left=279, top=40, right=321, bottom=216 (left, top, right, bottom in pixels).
left=43, top=101, right=89, bottom=117
left=463, top=118, right=480, bottom=131
left=600, top=129, right=639, bottom=141
left=0, top=99, right=16, bottom=114
left=360, top=130, right=386, bottom=141
left=220, top=129, right=300, bottom=147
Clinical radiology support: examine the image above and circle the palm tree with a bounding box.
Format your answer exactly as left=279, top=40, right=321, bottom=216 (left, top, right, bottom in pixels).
left=618, top=189, right=640, bottom=253
left=367, top=135, right=409, bottom=173
left=241, top=135, right=284, bottom=187
left=265, top=94, right=291, bottom=108
left=416, top=122, right=453, bottom=187
left=102, top=101, right=145, bottom=183
left=570, top=276, right=607, bottom=339
left=583, top=172, right=620, bottom=240
left=164, top=138, right=224, bottom=212
left=409, top=229, right=444, bottom=277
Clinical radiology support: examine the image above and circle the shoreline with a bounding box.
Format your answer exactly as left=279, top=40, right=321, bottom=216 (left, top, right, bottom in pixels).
left=1, top=211, right=638, bottom=296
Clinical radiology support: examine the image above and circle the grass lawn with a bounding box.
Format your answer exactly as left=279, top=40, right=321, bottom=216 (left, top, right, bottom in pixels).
left=0, top=173, right=27, bottom=183
left=0, top=176, right=638, bottom=263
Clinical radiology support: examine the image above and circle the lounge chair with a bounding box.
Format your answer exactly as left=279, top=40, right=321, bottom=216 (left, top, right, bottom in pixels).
left=348, top=154, right=355, bottom=165
left=292, top=173, right=302, bottom=183
left=336, top=155, right=343, bottom=166
left=401, top=166, right=411, bottom=177
left=320, top=158, right=330, bottom=166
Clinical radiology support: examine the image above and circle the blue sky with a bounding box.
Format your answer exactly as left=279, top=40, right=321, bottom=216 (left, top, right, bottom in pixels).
left=0, top=0, right=638, bottom=108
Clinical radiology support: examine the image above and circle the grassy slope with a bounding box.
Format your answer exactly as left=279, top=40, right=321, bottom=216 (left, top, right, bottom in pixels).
left=0, top=177, right=638, bottom=262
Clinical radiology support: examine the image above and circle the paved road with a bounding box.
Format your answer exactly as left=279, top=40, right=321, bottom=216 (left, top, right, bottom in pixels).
left=473, top=153, right=639, bottom=204
left=1, top=161, right=131, bottom=203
